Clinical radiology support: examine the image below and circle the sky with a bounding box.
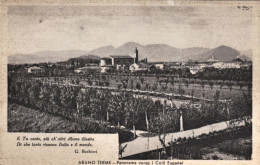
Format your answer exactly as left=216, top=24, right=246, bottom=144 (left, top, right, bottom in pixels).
left=8, top=5, right=253, bottom=55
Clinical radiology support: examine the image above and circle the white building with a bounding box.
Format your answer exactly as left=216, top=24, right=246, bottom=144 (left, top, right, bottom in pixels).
left=27, top=66, right=43, bottom=73
left=212, top=61, right=241, bottom=69
left=101, top=65, right=113, bottom=73
left=197, top=63, right=208, bottom=69
left=130, top=63, right=151, bottom=72
left=189, top=68, right=203, bottom=75
left=155, top=64, right=165, bottom=70
left=100, top=48, right=139, bottom=72
left=74, top=66, right=101, bottom=73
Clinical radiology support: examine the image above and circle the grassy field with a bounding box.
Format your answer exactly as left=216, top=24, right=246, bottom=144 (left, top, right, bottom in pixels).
left=202, top=136, right=252, bottom=160
left=38, top=75, right=251, bottom=101
left=8, top=103, right=77, bottom=133
left=105, top=76, right=250, bottom=100
left=123, top=123, right=252, bottom=160
left=8, top=103, right=134, bottom=143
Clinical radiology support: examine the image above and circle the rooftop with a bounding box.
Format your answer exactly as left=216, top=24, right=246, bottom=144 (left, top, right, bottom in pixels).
left=101, top=57, right=111, bottom=60
left=28, top=66, right=42, bottom=70
left=85, top=63, right=98, bottom=66
left=75, top=66, right=100, bottom=70
left=136, top=62, right=152, bottom=68
left=110, top=55, right=133, bottom=59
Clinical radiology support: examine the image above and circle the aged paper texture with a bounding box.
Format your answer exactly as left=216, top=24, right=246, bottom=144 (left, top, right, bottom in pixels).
left=0, top=0, right=260, bottom=165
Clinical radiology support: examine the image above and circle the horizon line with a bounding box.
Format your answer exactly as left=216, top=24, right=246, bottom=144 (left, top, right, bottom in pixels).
left=8, top=42, right=250, bottom=56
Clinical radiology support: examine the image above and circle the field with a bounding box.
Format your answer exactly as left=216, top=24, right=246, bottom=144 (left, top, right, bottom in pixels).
left=8, top=71, right=252, bottom=159
left=8, top=103, right=135, bottom=143
left=8, top=103, right=76, bottom=133
left=27, top=74, right=251, bottom=101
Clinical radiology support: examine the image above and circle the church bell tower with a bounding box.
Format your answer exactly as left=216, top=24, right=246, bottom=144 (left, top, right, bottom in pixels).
left=135, top=47, right=138, bottom=63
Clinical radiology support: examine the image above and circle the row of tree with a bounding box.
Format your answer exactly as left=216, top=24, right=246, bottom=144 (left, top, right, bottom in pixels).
left=8, top=78, right=252, bottom=150
left=26, top=74, right=251, bottom=94
left=115, top=67, right=252, bottom=82
left=9, top=63, right=252, bottom=82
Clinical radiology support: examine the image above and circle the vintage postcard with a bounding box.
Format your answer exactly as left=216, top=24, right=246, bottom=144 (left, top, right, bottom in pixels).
left=0, top=0, right=259, bottom=164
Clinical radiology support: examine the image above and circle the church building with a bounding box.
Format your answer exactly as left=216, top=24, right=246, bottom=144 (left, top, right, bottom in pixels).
left=100, top=48, right=139, bottom=71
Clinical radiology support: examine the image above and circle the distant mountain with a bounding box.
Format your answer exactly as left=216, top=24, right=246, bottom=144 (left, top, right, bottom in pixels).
left=8, top=42, right=252, bottom=64
left=88, top=45, right=116, bottom=57
left=175, top=47, right=211, bottom=61
left=95, top=42, right=210, bottom=62
left=142, top=44, right=180, bottom=62
left=194, top=45, right=252, bottom=62
left=8, top=50, right=88, bottom=64
left=77, top=54, right=101, bottom=60
left=114, top=42, right=144, bottom=55
left=240, top=50, right=252, bottom=60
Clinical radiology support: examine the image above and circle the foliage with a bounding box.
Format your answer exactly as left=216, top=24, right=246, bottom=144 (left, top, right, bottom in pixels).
left=8, top=78, right=252, bottom=135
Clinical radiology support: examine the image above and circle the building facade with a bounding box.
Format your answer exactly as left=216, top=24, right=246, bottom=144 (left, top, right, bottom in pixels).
left=212, top=61, right=241, bottom=69
left=99, top=48, right=140, bottom=72
left=27, top=66, right=44, bottom=73
left=130, top=63, right=152, bottom=72
left=110, top=55, right=135, bottom=67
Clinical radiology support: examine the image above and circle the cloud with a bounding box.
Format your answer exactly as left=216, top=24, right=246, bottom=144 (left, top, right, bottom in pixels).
left=8, top=6, right=198, bottom=17
left=7, top=5, right=252, bottom=54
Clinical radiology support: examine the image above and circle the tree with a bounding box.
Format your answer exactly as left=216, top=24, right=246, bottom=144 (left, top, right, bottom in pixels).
left=191, top=89, right=195, bottom=103
left=136, top=82, right=141, bottom=90
left=145, top=83, right=150, bottom=91
left=76, top=89, right=87, bottom=119
left=184, top=80, right=189, bottom=88
left=28, top=81, right=41, bottom=108
left=209, top=81, right=214, bottom=90
left=152, top=83, right=158, bottom=91
left=39, top=84, right=51, bottom=111
left=117, top=83, right=122, bottom=90
left=109, top=95, right=124, bottom=128
left=140, top=77, right=144, bottom=85
left=129, top=79, right=134, bottom=90
left=149, top=101, right=179, bottom=155
left=142, top=98, right=153, bottom=131
left=156, top=75, right=160, bottom=82
left=178, top=83, right=185, bottom=97
left=170, top=76, right=175, bottom=87
left=119, top=144, right=128, bottom=158
left=49, top=84, right=61, bottom=114
left=165, top=77, right=170, bottom=88
left=129, top=98, right=140, bottom=138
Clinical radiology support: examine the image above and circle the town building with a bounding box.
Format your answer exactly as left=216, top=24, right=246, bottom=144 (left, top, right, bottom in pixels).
left=189, top=68, right=203, bottom=74
left=212, top=61, right=241, bottom=69
left=110, top=55, right=134, bottom=68
left=74, top=65, right=101, bottom=73
left=130, top=63, right=153, bottom=72
left=155, top=64, right=165, bottom=70
left=167, top=63, right=183, bottom=69
left=27, top=66, right=44, bottom=73
left=100, top=47, right=140, bottom=72
left=100, top=57, right=112, bottom=66
left=240, top=62, right=252, bottom=70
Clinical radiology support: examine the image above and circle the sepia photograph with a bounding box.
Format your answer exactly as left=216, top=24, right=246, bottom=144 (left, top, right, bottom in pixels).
left=7, top=4, right=253, bottom=160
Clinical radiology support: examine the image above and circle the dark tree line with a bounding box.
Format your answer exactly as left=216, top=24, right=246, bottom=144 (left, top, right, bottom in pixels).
left=8, top=78, right=251, bottom=143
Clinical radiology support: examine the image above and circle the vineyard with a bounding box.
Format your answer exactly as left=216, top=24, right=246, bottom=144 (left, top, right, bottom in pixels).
left=11, top=71, right=252, bottom=101
left=8, top=73, right=252, bottom=145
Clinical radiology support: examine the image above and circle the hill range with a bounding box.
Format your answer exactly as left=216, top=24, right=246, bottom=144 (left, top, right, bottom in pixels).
left=8, top=42, right=252, bottom=64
